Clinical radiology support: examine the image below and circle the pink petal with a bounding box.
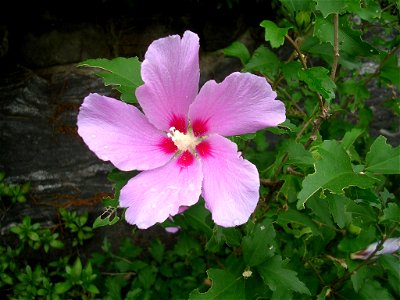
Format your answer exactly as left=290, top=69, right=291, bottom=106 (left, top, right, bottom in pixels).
left=119, top=156, right=203, bottom=229
left=136, top=31, right=200, bottom=132
left=199, top=135, right=260, bottom=227
left=189, top=72, right=286, bottom=136
left=77, top=93, right=174, bottom=171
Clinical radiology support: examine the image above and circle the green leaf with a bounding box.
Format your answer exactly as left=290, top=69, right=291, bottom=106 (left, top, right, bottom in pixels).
left=277, top=208, right=322, bottom=236
left=286, top=141, right=314, bottom=168
left=257, top=255, right=310, bottom=295
left=54, top=281, right=72, bottom=294
left=350, top=267, right=369, bottom=292
left=297, top=140, right=376, bottom=209
left=326, top=194, right=351, bottom=228
left=71, top=258, right=82, bottom=278
left=347, top=0, right=381, bottom=21
left=28, top=231, right=40, bottom=241
left=224, top=41, right=251, bottom=65
left=314, top=0, right=352, bottom=17
left=298, top=67, right=336, bottom=101
left=365, top=136, right=400, bottom=174
left=260, top=20, right=291, bottom=48
left=189, top=269, right=245, bottom=300
left=381, top=55, right=400, bottom=89
left=149, top=239, right=165, bottom=263
left=314, top=16, right=378, bottom=58
left=280, top=0, right=315, bottom=14
left=181, top=200, right=213, bottom=237
left=79, top=57, right=143, bottom=103
left=379, top=203, right=400, bottom=224
left=359, top=279, right=395, bottom=300
left=244, top=46, right=280, bottom=79
left=93, top=208, right=120, bottom=228
left=341, top=128, right=364, bottom=151
left=242, top=218, right=276, bottom=266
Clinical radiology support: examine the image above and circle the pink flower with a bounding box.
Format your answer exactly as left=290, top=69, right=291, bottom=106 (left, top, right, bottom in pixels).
left=77, top=31, right=285, bottom=229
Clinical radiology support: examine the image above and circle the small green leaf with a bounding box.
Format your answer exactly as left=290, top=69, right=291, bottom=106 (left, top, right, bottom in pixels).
left=79, top=57, right=143, bottom=103
left=87, top=284, right=100, bottom=294
left=365, top=136, right=400, bottom=174
left=257, top=255, right=310, bottom=295
left=28, top=231, right=40, bottom=241
left=224, top=41, right=251, bottom=65
left=93, top=208, right=120, bottom=229
left=50, top=239, right=64, bottom=249
left=54, top=281, right=72, bottom=294
left=298, top=140, right=376, bottom=209
left=260, top=20, right=291, bottom=48
left=71, top=258, right=82, bottom=278
left=298, top=67, right=336, bottom=101
left=189, top=269, right=245, bottom=300
left=242, top=218, right=276, bottom=266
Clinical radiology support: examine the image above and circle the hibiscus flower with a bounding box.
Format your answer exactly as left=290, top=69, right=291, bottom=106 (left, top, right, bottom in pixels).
left=77, top=31, right=285, bottom=229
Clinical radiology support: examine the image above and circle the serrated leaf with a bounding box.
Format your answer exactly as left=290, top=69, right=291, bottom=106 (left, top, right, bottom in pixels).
left=224, top=41, right=251, bottom=65
left=379, top=203, right=400, bottom=224
left=314, top=0, right=352, bottom=17
left=244, top=46, right=280, bottom=79
left=257, top=255, right=310, bottom=295
left=286, top=141, right=314, bottom=168
left=314, top=16, right=378, bottom=57
left=347, top=0, right=381, bottom=21
left=326, top=194, right=351, bottom=228
left=79, top=57, right=143, bottom=103
left=366, top=136, right=400, bottom=174
left=242, top=218, right=276, bottom=266
left=298, top=140, right=376, bottom=209
left=298, top=67, right=336, bottom=101
left=260, top=20, right=291, bottom=48
left=189, top=269, right=245, bottom=300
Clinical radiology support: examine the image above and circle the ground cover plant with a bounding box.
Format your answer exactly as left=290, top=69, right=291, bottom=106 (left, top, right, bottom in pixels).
left=1, top=0, right=399, bottom=299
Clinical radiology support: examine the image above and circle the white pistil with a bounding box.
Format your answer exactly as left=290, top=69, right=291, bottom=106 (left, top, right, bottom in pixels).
left=168, top=127, right=199, bottom=152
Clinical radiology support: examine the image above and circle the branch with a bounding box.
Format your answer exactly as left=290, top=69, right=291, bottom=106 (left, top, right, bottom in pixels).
left=330, top=14, right=340, bottom=80
left=285, top=35, right=307, bottom=69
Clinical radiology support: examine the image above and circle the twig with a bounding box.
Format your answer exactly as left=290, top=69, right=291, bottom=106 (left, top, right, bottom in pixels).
left=330, top=14, right=340, bottom=80
left=285, top=35, right=308, bottom=69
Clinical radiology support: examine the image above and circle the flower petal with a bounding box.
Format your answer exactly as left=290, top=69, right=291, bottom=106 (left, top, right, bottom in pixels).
left=199, top=135, right=260, bottom=227
left=77, top=93, right=174, bottom=171
left=136, top=31, right=200, bottom=132
left=189, top=72, right=286, bottom=136
left=120, top=156, right=203, bottom=229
